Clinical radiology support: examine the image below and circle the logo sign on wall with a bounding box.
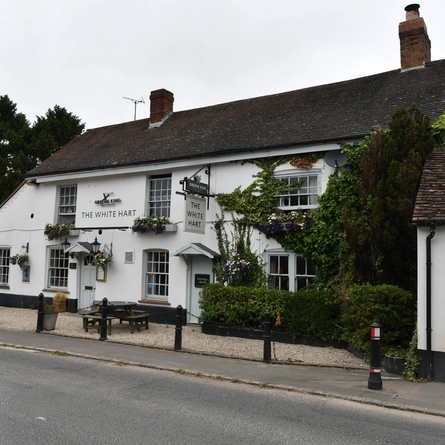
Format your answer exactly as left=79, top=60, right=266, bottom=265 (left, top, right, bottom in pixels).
left=184, top=195, right=206, bottom=234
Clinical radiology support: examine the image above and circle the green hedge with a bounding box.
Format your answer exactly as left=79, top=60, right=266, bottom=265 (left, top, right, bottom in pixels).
left=199, top=284, right=341, bottom=340
left=341, top=284, right=416, bottom=352
left=199, top=283, right=416, bottom=350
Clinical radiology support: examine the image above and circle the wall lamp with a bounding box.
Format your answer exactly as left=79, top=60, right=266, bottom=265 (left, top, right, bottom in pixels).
left=60, top=238, right=74, bottom=259
left=61, top=238, right=71, bottom=253
left=90, top=237, right=101, bottom=254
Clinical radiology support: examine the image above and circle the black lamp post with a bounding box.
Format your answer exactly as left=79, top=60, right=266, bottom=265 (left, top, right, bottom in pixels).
left=61, top=238, right=71, bottom=253
left=90, top=237, right=101, bottom=254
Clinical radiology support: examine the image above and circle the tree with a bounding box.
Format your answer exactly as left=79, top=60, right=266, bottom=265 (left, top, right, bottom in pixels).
left=345, top=104, right=434, bottom=293
left=0, top=98, right=85, bottom=204
left=31, top=105, right=85, bottom=162
left=0, top=95, right=33, bottom=203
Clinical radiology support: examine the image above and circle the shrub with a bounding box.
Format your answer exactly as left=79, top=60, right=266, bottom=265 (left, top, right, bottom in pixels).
left=199, top=284, right=340, bottom=340
left=279, top=289, right=341, bottom=340
left=340, top=284, right=415, bottom=352
left=199, top=284, right=280, bottom=329
left=53, top=291, right=67, bottom=313
left=43, top=303, right=55, bottom=313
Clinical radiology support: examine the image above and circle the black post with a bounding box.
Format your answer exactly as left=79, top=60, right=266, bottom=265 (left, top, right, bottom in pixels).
left=174, top=305, right=183, bottom=351
left=368, top=322, right=382, bottom=390
left=263, top=310, right=271, bottom=363
left=36, top=293, right=44, bottom=333
left=99, top=297, right=108, bottom=341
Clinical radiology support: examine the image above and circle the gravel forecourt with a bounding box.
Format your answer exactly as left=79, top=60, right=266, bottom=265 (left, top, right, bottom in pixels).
left=0, top=307, right=367, bottom=369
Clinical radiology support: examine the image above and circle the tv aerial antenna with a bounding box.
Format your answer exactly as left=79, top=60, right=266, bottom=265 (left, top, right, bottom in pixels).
left=123, top=96, right=145, bottom=121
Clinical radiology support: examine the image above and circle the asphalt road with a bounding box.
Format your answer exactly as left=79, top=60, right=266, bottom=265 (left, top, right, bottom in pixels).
left=1, top=347, right=444, bottom=445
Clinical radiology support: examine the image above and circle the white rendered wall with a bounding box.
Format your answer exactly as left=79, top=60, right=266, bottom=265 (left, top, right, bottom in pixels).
left=0, top=151, right=335, bottom=308
left=417, top=226, right=445, bottom=353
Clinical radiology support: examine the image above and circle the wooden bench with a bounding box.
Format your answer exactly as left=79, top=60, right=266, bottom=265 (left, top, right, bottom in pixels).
left=120, top=313, right=149, bottom=334
left=82, top=314, right=116, bottom=335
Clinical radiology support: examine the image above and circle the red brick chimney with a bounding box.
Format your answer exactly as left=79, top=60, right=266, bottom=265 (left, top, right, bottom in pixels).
left=399, top=4, right=431, bottom=70
left=149, top=89, right=174, bottom=127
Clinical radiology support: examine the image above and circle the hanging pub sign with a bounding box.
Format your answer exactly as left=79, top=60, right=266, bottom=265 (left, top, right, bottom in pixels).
left=185, top=178, right=209, bottom=195
left=176, top=165, right=215, bottom=211
left=184, top=195, right=206, bottom=234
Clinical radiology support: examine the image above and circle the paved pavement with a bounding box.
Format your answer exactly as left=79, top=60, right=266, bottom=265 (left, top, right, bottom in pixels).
left=1, top=328, right=444, bottom=418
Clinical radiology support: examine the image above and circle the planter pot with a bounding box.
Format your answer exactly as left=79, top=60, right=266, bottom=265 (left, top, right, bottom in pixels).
left=164, top=224, right=178, bottom=232
left=43, top=312, right=58, bottom=331
left=68, top=230, right=80, bottom=237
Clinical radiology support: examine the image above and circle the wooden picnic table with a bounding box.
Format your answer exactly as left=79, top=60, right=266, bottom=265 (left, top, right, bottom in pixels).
left=89, top=300, right=149, bottom=334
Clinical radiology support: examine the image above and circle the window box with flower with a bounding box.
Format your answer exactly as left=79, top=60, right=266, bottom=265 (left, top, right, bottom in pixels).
left=257, top=211, right=312, bottom=234
left=44, top=223, right=75, bottom=241
left=132, top=215, right=177, bottom=235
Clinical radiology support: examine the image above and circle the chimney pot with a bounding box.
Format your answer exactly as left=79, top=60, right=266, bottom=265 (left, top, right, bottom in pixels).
left=405, top=4, right=420, bottom=20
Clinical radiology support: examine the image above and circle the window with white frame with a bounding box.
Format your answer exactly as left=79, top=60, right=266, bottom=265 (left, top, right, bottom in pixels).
left=268, top=254, right=290, bottom=291
left=275, top=173, right=319, bottom=210
left=267, top=252, right=315, bottom=292
left=295, top=254, right=316, bottom=290
left=148, top=175, right=171, bottom=217
left=47, top=247, right=69, bottom=288
left=145, top=250, right=169, bottom=299
left=58, top=185, right=77, bottom=224
left=0, top=248, right=11, bottom=285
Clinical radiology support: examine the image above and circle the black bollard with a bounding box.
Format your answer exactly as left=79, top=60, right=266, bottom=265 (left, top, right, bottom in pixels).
left=174, top=305, right=183, bottom=351
left=368, top=322, right=383, bottom=390
left=263, top=310, right=271, bottom=363
left=99, top=297, right=108, bottom=341
left=36, top=293, right=44, bottom=333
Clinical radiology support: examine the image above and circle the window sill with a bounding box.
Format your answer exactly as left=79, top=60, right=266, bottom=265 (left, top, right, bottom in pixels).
left=42, top=288, right=70, bottom=294
left=139, top=299, right=170, bottom=306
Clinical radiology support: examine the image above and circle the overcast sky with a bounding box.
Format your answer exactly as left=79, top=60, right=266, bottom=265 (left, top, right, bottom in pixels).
left=2, top=1, right=445, bottom=130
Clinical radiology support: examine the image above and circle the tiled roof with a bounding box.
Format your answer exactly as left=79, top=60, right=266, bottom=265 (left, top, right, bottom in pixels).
left=27, top=60, right=445, bottom=177
left=412, top=146, right=445, bottom=225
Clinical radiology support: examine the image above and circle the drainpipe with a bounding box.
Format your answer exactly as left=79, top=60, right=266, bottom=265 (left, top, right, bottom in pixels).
left=426, top=223, right=435, bottom=381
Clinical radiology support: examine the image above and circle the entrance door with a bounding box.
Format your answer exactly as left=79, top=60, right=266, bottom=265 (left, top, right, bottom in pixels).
left=189, top=256, right=213, bottom=324
left=79, top=254, right=96, bottom=309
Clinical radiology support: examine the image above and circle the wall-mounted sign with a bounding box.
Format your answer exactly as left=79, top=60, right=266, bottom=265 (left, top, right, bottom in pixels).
left=186, top=179, right=208, bottom=196
left=195, top=274, right=210, bottom=288
left=22, top=266, right=30, bottom=283
left=69, top=263, right=77, bottom=269
left=81, top=209, right=136, bottom=219
left=184, top=195, right=206, bottom=234
left=94, top=192, right=122, bottom=205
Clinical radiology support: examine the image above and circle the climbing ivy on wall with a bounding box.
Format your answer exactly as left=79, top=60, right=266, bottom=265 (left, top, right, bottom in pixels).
left=216, top=157, right=290, bottom=226
left=216, top=157, right=314, bottom=253
left=299, top=140, right=368, bottom=293
left=215, top=105, right=440, bottom=295
left=212, top=212, right=266, bottom=287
